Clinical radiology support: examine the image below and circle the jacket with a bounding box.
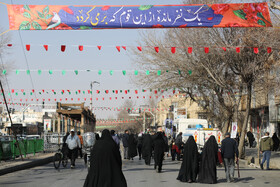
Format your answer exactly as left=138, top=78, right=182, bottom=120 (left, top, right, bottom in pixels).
left=221, top=137, right=239, bottom=159
left=66, top=135, right=81, bottom=150
left=260, top=136, right=273, bottom=152
left=122, top=133, right=129, bottom=147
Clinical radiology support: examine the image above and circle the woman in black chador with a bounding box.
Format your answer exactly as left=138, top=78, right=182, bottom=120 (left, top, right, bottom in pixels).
left=197, top=135, right=218, bottom=184
left=272, top=133, right=279, bottom=151
left=153, top=132, right=166, bottom=173
left=177, top=136, right=199, bottom=183
left=142, top=133, right=153, bottom=165
left=128, top=134, right=137, bottom=160
left=83, top=129, right=127, bottom=187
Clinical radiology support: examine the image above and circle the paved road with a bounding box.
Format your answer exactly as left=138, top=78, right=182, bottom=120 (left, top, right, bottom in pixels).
left=0, top=157, right=279, bottom=187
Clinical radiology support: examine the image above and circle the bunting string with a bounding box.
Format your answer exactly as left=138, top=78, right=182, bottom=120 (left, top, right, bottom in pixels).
left=2, top=69, right=192, bottom=76
left=1, top=88, right=177, bottom=95
left=3, top=43, right=276, bottom=54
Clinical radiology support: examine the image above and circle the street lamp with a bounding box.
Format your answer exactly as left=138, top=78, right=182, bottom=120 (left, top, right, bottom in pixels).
left=90, top=81, right=100, bottom=111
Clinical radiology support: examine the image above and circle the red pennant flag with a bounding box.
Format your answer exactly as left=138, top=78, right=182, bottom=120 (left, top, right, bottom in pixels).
left=122, top=46, right=126, bottom=50
left=78, top=98, right=80, bottom=101
left=204, top=47, right=209, bottom=53
left=116, top=46, right=121, bottom=52
left=61, top=45, right=66, bottom=52
left=37, top=99, right=39, bottom=101
left=222, top=47, right=226, bottom=51
left=79, top=45, right=83, bottom=51
left=267, top=47, right=272, bottom=53
left=137, top=46, right=142, bottom=51
left=236, top=47, right=241, bottom=53
left=26, top=44, right=30, bottom=51
left=254, top=47, right=259, bottom=54
left=88, top=90, right=90, bottom=94
left=7, top=44, right=12, bottom=47
left=154, top=90, right=158, bottom=94
left=135, top=90, right=138, bottom=94
left=97, top=46, right=102, bottom=50
left=171, top=47, right=176, bottom=54
left=31, top=99, right=33, bottom=101
left=60, top=99, right=62, bottom=101
left=42, top=89, right=45, bottom=93
left=54, top=99, right=56, bottom=101
left=43, top=45, right=48, bottom=51
left=78, top=90, right=81, bottom=93
left=32, top=89, right=35, bottom=93
left=125, top=90, right=128, bottom=94
left=96, top=90, right=100, bottom=94
left=115, top=97, right=117, bottom=100
left=21, top=89, right=24, bottom=92
left=105, top=90, right=109, bottom=94
left=62, top=90, right=65, bottom=93
left=173, top=90, right=175, bottom=94
left=11, top=89, right=14, bottom=93
left=109, top=97, right=112, bottom=100
left=115, top=90, right=118, bottom=94
left=48, top=99, right=50, bottom=101
left=188, top=47, right=192, bottom=53
left=154, top=47, right=159, bottom=53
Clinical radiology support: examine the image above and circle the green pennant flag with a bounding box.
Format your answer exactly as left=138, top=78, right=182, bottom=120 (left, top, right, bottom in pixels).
left=120, top=90, right=122, bottom=93
left=26, top=70, right=30, bottom=75
left=49, top=70, right=53, bottom=75
left=61, top=92, right=64, bottom=94
left=75, top=91, right=78, bottom=95
left=128, top=90, right=130, bottom=93
left=54, top=92, right=56, bottom=95
left=39, top=92, right=41, bottom=94
left=16, top=70, right=19, bottom=75
left=113, top=90, right=115, bottom=93
left=15, top=92, right=18, bottom=96
left=30, top=92, right=33, bottom=95
left=8, top=93, right=11, bottom=96
left=178, top=70, right=181, bottom=75
left=157, top=70, right=161, bottom=75
left=188, top=70, right=192, bottom=75
left=74, top=70, right=78, bottom=75
left=62, top=70, right=66, bottom=75
left=134, top=70, right=138, bottom=75
left=146, top=70, right=150, bottom=75
left=110, top=70, right=113, bottom=75
left=166, top=70, right=169, bottom=72
left=38, top=70, right=42, bottom=75
left=2, top=69, right=6, bottom=75
left=98, top=70, right=102, bottom=75
left=83, top=91, right=85, bottom=94
left=122, top=70, right=126, bottom=75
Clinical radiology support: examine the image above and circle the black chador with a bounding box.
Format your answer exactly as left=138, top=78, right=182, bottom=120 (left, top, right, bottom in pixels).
left=197, top=135, right=218, bottom=184
left=128, top=134, right=137, bottom=160
left=153, top=132, right=166, bottom=173
left=83, top=129, right=127, bottom=187
left=142, top=134, right=153, bottom=165
left=177, top=136, right=199, bottom=183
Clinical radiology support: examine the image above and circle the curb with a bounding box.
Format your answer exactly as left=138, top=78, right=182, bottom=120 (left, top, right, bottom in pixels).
left=0, top=156, right=53, bottom=176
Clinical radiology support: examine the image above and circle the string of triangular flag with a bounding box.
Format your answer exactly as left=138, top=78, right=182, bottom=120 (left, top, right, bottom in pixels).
left=4, top=43, right=275, bottom=54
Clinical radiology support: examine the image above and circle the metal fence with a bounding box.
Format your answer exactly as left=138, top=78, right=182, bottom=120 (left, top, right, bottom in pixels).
left=43, top=133, right=65, bottom=152
left=0, top=139, right=44, bottom=160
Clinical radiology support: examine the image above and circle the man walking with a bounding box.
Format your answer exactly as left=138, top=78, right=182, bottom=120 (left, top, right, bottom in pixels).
left=260, top=132, right=274, bottom=170
left=66, top=129, right=81, bottom=169
left=122, top=130, right=129, bottom=159
left=221, top=132, right=239, bottom=183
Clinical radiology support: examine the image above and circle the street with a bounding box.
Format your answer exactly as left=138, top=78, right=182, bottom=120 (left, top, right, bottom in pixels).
left=0, top=156, right=279, bottom=187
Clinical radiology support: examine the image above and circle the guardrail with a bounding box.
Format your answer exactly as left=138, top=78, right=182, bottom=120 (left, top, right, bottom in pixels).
left=0, top=139, right=44, bottom=160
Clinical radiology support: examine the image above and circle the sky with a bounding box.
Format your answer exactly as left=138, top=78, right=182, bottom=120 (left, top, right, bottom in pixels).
left=0, top=0, right=184, bottom=119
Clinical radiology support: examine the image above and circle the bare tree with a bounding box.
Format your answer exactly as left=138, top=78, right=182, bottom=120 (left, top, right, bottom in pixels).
left=131, top=2, right=280, bottom=156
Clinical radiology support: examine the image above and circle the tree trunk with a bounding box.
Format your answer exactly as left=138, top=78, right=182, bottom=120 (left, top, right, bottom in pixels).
left=238, top=83, right=252, bottom=158
left=222, top=115, right=232, bottom=136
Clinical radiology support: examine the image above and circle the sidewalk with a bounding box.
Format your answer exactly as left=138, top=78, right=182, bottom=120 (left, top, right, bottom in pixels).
left=0, top=152, right=53, bottom=176
left=244, top=147, right=280, bottom=169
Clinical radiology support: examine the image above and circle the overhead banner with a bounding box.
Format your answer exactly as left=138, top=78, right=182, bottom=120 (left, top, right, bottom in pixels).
left=7, top=3, right=272, bottom=30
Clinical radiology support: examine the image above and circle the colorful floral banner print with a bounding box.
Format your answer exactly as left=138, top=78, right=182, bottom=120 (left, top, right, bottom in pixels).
left=7, top=3, right=272, bottom=30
